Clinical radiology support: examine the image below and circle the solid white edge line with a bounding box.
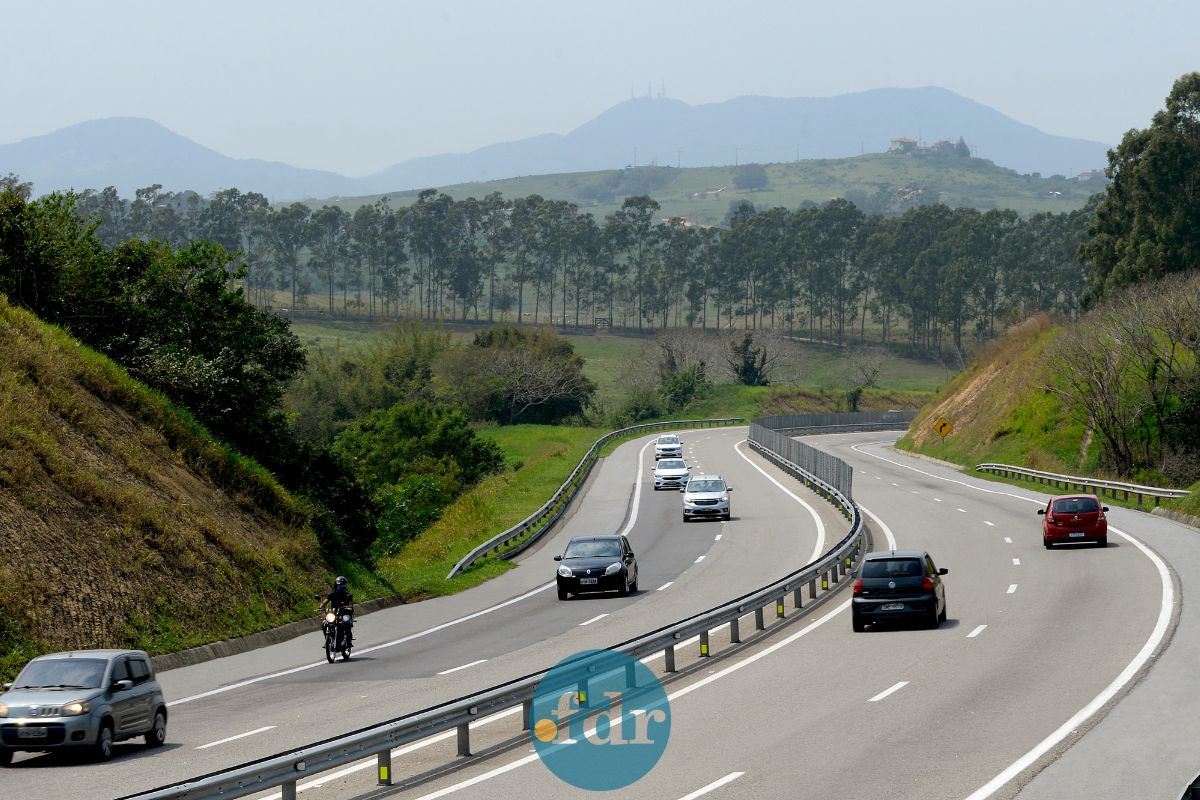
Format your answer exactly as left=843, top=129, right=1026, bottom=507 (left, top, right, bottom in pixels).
left=173, top=437, right=665, bottom=708
left=695, top=555, right=705, bottom=563
left=847, top=440, right=1174, bottom=800
left=436, top=659, right=488, bottom=676
left=578, top=614, right=608, bottom=627
left=868, top=681, right=909, bottom=702
left=194, top=725, right=275, bottom=750
left=734, top=439, right=826, bottom=563
left=1007, top=584, right=1018, bottom=594
left=715, top=534, right=722, bottom=541
left=967, top=625, right=988, bottom=639
left=677, top=771, right=746, bottom=800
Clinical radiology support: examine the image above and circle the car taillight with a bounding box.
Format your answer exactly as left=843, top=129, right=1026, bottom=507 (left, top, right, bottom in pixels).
left=1045, top=514, right=1055, bottom=523
left=852, top=579, right=863, bottom=595
left=921, top=577, right=934, bottom=591
left=1098, top=512, right=1106, bottom=521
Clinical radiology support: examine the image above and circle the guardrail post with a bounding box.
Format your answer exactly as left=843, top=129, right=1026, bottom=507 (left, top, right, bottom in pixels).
left=831, top=565, right=840, bottom=584
left=626, top=662, right=638, bottom=688
left=522, top=699, right=533, bottom=730
left=664, top=645, right=676, bottom=673
left=755, top=606, right=765, bottom=630
left=283, top=781, right=297, bottom=800
left=700, top=630, right=711, bottom=657
left=730, top=617, right=741, bottom=643
left=793, top=587, right=803, bottom=609
left=822, top=570, right=830, bottom=590
left=810, top=577, right=818, bottom=599
left=378, top=748, right=393, bottom=785
left=457, top=723, right=471, bottom=757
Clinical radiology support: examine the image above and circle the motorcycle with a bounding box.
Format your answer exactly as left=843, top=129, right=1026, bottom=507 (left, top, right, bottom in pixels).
left=321, top=605, right=354, bottom=662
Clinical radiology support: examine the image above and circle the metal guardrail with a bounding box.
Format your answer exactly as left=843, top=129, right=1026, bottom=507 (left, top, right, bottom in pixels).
left=975, top=463, right=1191, bottom=506
left=446, top=418, right=745, bottom=578
left=122, top=414, right=882, bottom=800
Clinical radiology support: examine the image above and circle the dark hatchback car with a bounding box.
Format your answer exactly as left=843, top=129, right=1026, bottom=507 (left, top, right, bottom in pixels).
left=554, top=535, right=639, bottom=600
left=1039, top=494, right=1108, bottom=548
left=851, top=550, right=948, bottom=632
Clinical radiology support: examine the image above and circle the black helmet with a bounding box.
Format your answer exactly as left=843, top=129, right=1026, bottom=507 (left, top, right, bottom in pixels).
left=334, top=576, right=348, bottom=591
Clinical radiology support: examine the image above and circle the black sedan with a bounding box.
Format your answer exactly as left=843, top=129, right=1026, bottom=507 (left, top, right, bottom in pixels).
left=554, top=535, right=639, bottom=600
left=851, top=549, right=948, bottom=631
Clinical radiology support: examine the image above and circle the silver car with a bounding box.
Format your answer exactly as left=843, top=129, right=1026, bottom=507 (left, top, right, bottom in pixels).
left=0, top=649, right=167, bottom=764
left=654, top=434, right=683, bottom=460
left=653, top=458, right=690, bottom=490
left=681, top=475, right=734, bottom=522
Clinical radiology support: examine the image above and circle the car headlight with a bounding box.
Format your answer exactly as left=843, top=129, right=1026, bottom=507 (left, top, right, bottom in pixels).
left=720, top=494, right=729, bottom=502
left=557, top=565, right=573, bottom=577
left=61, top=700, right=89, bottom=717
left=604, top=562, right=622, bottom=576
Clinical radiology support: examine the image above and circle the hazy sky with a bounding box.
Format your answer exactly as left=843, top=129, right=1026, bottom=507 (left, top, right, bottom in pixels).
left=3, top=0, right=1196, bottom=176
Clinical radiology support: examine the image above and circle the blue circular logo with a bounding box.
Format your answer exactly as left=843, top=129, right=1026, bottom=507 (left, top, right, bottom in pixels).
left=530, top=649, right=671, bottom=790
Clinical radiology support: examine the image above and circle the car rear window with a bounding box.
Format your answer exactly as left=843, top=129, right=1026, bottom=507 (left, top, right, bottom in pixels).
left=861, top=559, right=924, bottom=578
left=14, top=658, right=108, bottom=690
left=1052, top=497, right=1100, bottom=514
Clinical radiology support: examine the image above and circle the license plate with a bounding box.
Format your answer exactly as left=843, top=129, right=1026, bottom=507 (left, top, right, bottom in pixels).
left=880, top=603, right=904, bottom=611
left=1069, top=532, right=1086, bottom=538
left=580, top=578, right=598, bottom=585
left=17, top=727, right=48, bottom=739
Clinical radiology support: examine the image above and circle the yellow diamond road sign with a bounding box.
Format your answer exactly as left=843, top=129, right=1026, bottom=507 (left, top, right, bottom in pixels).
left=933, top=417, right=953, bottom=437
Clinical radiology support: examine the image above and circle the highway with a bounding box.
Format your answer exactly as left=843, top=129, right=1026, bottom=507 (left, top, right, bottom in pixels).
left=6, top=428, right=1194, bottom=799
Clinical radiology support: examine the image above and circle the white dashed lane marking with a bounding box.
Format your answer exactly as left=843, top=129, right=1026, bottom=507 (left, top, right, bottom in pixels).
left=868, top=681, right=909, bottom=702
left=1008, top=584, right=1018, bottom=594
left=967, top=625, right=988, bottom=638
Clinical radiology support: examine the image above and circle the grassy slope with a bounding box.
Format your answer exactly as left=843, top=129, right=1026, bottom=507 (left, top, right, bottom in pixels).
left=310, top=154, right=1098, bottom=224
left=895, top=315, right=1200, bottom=514
left=0, top=295, right=350, bottom=678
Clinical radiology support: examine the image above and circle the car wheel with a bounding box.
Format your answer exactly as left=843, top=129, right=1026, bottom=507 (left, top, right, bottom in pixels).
left=630, top=574, right=638, bottom=592
left=1043, top=538, right=1053, bottom=549
left=682, top=514, right=689, bottom=523
left=938, top=600, right=947, bottom=623
left=0, top=748, right=12, bottom=766
left=144, top=709, right=167, bottom=748
left=93, top=721, right=115, bottom=762
left=618, top=575, right=630, bottom=597
left=927, top=603, right=941, bottom=629
left=723, top=510, right=731, bottom=521
left=852, top=612, right=866, bottom=633
left=1096, top=537, right=1107, bottom=548
left=557, top=587, right=569, bottom=601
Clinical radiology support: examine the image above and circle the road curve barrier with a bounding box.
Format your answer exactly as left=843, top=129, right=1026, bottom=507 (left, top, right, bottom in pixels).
left=975, top=463, right=1190, bottom=506
left=446, top=418, right=745, bottom=579
left=120, top=413, right=911, bottom=800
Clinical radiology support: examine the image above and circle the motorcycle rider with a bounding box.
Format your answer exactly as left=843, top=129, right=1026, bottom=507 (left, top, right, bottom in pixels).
left=318, top=575, right=355, bottom=646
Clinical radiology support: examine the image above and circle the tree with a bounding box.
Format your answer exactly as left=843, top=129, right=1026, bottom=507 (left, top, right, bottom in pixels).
left=734, top=163, right=769, bottom=191
left=1081, top=72, right=1200, bottom=303
left=726, top=330, right=789, bottom=386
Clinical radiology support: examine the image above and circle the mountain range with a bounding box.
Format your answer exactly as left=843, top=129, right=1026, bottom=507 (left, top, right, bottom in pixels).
left=1, top=87, right=1111, bottom=201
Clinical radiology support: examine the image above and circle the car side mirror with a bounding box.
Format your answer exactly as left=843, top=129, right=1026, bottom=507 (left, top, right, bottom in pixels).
left=1102, top=506, right=1109, bottom=512
left=112, top=679, right=134, bottom=692
left=553, top=555, right=562, bottom=561
left=727, top=486, right=734, bottom=492
left=679, top=487, right=686, bottom=492
left=626, top=552, right=635, bottom=559
left=1037, top=509, right=1045, bottom=515
left=938, top=568, right=949, bottom=575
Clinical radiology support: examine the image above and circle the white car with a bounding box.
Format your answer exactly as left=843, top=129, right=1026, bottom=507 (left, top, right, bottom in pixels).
left=682, top=475, right=733, bottom=522
left=653, top=458, right=690, bottom=490
left=654, top=434, right=683, bottom=460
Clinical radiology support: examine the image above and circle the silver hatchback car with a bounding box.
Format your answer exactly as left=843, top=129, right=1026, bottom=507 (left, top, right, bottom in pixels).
left=0, top=649, right=167, bottom=764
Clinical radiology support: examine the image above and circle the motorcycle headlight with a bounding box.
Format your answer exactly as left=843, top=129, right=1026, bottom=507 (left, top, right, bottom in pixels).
left=557, top=565, right=573, bottom=577
left=604, top=562, right=622, bottom=576
left=61, top=700, right=89, bottom=717
left=325, top=612, right=336, bottom=623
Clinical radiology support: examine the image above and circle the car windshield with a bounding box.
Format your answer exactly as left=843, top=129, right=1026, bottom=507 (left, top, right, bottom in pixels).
left=687, top=480, right=724, bottom=493
left=861, top=559, right=924, bottom=578
left=658, top=436, right=679, bottom=444
left=13, top=658, right=108, bottom=690
left=564, top=540, right=623, bottom=558
left=1052, top=497, right=1100, bottom=513
left=658, top=459, right=686, bottom=469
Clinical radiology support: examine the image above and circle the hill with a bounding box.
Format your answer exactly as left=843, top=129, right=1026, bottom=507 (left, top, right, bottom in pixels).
left=316, top=153, right=1101, bottom=224
left=0, top=294, right=337, bottom=677
left=2, top=88, right=1110, bottom=201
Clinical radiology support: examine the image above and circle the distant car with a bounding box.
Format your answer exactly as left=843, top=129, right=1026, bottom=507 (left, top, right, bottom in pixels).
left=1039, top=494, right=1108, bottom=548
left=681, top=475, right=733, bottom=522
left=653, top=458, right=690, bottom=490
left=555, top=535, right=639, bottom=600
left=0, top=649, right=167, bottom=764
left=653, top=434, right=683, bottom=461
left=851, top=550, right=948, bottom=632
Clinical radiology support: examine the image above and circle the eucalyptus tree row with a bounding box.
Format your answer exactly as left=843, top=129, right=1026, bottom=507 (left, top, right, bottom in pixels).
left=71, top=183, right=1097, bottom=352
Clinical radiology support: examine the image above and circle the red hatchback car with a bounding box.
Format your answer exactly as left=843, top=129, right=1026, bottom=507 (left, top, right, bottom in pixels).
left=1038, top=494, right=1108, bottom=548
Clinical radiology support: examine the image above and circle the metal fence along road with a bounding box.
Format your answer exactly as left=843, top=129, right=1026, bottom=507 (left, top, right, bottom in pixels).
left=975, top=463, right=1191, bottom=506
left=121, top=413, right=912, bottom=800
